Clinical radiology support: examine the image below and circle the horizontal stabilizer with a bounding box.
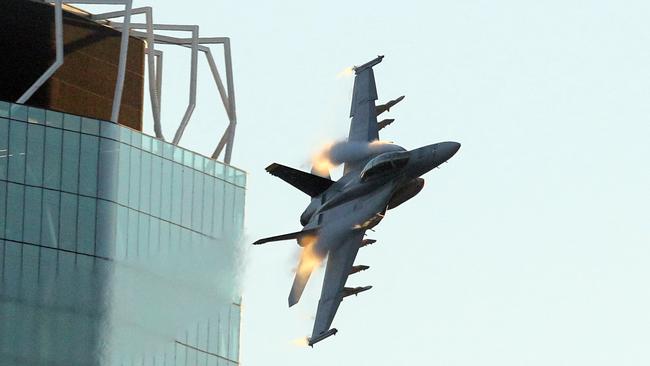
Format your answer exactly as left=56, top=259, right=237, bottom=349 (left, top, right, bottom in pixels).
left=377, top=118, right=394, bottom=131
left=266, top=163, right=334, bottom=197
left=253, top=227, right=319, bottom=245
left=308, top=328, right=338, bottom=347
left=376, top=95, right=405, bottom=116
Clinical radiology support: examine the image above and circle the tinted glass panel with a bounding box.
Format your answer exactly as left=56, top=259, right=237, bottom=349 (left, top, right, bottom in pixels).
left=117, top=142, right=130, bottom=205
left=182, top=166, right=193, bottom=228
left=59, top=192, right=77, bottom=251
left=97, top=139, right=119, bottom=201
left=79, top=135, right=99, bottom=196
left=5, top=183, right=24, bottom=241
left=61, top=131, right=80, bottom=193
left=41, top=189, right=60, bottom=248
left=0, top=119, right=7, bottom=181
left=23, top=186, right=42, bottom=244
left=25, top=124, right=44, bottom=186
left=77, top=196, right=96, bottom=255
left=8, top=120, right=27, bottom=183
left=139, top=151, right=152, bottom=213
left=96, top=200, right=117, bottom=259
left=128, top=146, right=141, bottom=208
left=43, top=127, right=62, bottom=190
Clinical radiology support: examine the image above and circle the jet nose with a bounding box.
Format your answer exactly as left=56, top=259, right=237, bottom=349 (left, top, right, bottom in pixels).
left=435, top=141, right=461, bottom=163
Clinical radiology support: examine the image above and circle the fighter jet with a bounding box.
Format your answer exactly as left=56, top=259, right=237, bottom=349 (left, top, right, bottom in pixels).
left=254, top=55, right=460, bottom=346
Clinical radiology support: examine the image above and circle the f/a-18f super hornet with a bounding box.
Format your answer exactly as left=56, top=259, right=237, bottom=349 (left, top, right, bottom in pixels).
left=254, top=56, right=460, bottom=346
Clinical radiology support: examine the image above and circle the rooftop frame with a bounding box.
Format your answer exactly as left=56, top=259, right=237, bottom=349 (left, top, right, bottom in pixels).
left=24, top=0, right=238, bottom=164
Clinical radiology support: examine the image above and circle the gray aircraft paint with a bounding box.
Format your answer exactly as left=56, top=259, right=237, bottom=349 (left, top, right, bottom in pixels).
left=254, top=56, right=460, bottom=346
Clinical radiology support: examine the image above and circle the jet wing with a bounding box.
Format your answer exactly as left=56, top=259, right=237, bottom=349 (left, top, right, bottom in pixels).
left=345, top=56, right=383, bottom=175
left=348, top=56, right=383, bottom=143
left=310, top=229, right=366, bottom=343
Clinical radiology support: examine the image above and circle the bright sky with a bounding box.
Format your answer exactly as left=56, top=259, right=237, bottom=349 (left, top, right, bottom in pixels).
left=89, top=0, right=650, bottom=364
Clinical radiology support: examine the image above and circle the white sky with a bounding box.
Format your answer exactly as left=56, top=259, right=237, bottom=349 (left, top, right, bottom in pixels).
left=89, top=1, right=650, bottom=364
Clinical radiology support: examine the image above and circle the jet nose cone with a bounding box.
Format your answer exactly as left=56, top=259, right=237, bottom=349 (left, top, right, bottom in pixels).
left=436, top=141, right=461, bottom=162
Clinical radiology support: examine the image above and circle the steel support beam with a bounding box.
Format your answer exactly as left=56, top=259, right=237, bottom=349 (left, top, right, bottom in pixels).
left=92, top=7, right=164, bottom=139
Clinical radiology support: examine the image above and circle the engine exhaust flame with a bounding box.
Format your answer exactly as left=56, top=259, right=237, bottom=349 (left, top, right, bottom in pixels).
left=296, top=235, right=323, bottom=278
left=291, top=337, right=310, bottom=347
left=312, top=140, right=402, bottom=176
left=336, top=66, right=354, bottom=78
left=311, top=142, right=335, bottom=177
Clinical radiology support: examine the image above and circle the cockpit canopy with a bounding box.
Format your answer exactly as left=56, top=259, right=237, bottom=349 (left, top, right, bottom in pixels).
left=360, top=151, right=410, bottom=181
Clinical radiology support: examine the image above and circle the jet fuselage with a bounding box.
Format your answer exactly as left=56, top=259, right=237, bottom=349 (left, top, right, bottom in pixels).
left=301, top=141, right=460, bottom=256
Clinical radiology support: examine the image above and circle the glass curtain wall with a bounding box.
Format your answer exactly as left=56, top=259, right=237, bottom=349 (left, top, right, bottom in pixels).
left=0, top=102, right=245, bottom=366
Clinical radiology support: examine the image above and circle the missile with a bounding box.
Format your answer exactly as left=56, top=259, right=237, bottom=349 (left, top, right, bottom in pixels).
left=349, top=265, right=370, bottom=275
left=360, top=239, right=376, bottom=248
left=308, top=328, right=338, bottom=347
left=376, top=95, right=405, bottom=116
left=377, top=118, right=395, bottom=131
left=342, top=286, right=373, bottom=298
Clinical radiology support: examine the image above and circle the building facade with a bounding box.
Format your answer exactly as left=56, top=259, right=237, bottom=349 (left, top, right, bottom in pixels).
left=0, top=101, right=246, bottom=365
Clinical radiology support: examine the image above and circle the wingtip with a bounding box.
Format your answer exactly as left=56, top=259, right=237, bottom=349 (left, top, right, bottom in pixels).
left=288, top=296, right=298, bottom=308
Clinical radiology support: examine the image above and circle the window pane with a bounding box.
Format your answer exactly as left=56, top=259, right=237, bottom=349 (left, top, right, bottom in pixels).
left=6, top=183, right=25, bottom=241
left=97, top=138, right=119, bottom=201
left=8, top=120, right=27, bottom=183
left=214, top=162, right=224, bottom=180
left=25, top=124, right=45, bottom=186
left=162, top=142, right=173, bottom=160
left=138, top=213, right=150, bottom=257
left=79, top=135, right=99, bottom=197
left=22, top=244, right=39, bottom=286
left=63, top=113, right=81, bottom=131
left=202, top=175, right=214, bottom=235
left=10, top=103, right=27, bottom=121
left=41, top=190, right=60, bottom=248
left=129, top=145, right=141, bottom=209
left=96, top=200, right=117, bottom=259
left=100, top=120, right=119, bottom=140
left=80, top=117, right=99, bottom=135
left=213, top=180, right=224, bottom=238
left=0, top=101, right=9, bottom=117
left=234, top=188, right=245, bottom=232
left=43, top=127, right=62, bottom=190
left=127, top=209, right=139, bottom=259
left=0, top=182, right=6, bottom=236
left=169, top=224, right=180, bottom=253
left=77, top=196, right=96, bottom=255
left=182, top=167, right=193, bottom=228
left=160, top=158, right=172, bottom=221
left=23, top=186, right=42, bottom=244
left=149, top=218, right=160, bottom=255
left=171, top=162, right=183, bottom=224
left=139, top=151, right=152, bottom=213
left=116, top=205, right=128, bottom=260
left=117, top=142, right=130, bottom=205
left=159, top=220, right=170, bottom=255
left=229, top=305, right=240, bottom=361
left=28, top=107, right=45, bottom=124
left=150, top=155, right=162, bottom=218
left=0, top=119, right=8, bottom=181
left=224, top=184, right=235, bottom=236
left=61, top=130, right=80, bottom=193
left=192, top=171, right=203, bottom=232
left=59, top=192, right=77, bottom=251
left=45, top=110, right=63, bottom=128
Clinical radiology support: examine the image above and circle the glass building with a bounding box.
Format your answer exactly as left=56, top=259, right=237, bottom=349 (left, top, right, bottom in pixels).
left=0, top=101, right=246, bottom=365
